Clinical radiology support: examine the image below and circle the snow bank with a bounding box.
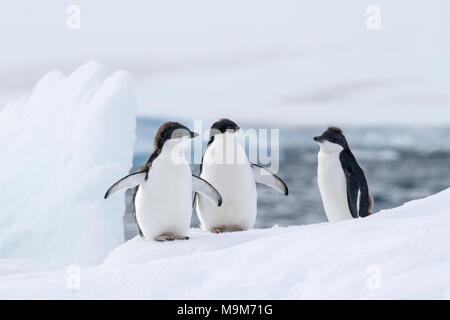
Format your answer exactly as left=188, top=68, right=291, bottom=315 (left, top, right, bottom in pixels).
left=0, top=188, right=449, bottom=299
left=0, top=62, right=136, bottom=265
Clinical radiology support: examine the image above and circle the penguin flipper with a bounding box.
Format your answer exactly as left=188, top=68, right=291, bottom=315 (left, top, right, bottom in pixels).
left=344, top=171, right=359, bottom=219
left=192, top=175, right=222, bottom=207
left=192, top=192, right=197, bottom=208
left=251, top=163, right=288, bottom=196
left=340, top=150, right=372, bottom=218
left=192, top=153, right=206, bottom=208
left=104, top=171, right=148, bottom=199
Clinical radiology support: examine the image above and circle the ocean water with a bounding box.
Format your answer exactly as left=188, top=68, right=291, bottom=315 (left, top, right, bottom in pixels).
left=123, top=119, right=450, bottom=240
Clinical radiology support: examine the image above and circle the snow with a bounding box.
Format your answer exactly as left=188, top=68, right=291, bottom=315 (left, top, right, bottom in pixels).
left=0, top=62, right=136, bottom=265
left=0, top=188, right=449, bottom=299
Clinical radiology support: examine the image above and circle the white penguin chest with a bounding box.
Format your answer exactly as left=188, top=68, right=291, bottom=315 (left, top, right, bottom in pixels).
left=135, top=152, right=192, bottom=238
left=317, top=151, right=352, bottom=221
left=196, top=136, right=257, bottom=230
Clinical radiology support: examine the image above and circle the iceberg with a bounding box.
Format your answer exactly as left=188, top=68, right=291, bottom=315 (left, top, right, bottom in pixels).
left=0, top=61, right=136, bottom=265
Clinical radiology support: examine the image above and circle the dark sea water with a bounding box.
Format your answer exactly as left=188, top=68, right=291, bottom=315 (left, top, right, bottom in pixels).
left=123, top=118, right=450, bottom=240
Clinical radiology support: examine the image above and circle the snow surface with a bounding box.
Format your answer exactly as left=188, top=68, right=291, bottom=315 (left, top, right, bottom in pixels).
left=0, top=62, right=136, bottom=265
left=0, top=188, right=449, bottom=299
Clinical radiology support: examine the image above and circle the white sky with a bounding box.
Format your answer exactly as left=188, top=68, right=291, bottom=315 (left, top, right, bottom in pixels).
left=0, top=1, right=449, bottom=125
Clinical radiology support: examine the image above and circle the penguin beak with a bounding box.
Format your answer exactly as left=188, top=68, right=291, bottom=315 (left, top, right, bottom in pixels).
left=313, top=136, right=323, bottom=143
left=190, top=131, right=199, bottom=138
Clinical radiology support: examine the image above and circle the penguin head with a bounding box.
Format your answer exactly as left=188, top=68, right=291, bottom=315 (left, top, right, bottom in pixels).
left=154, top=122, right=198, bottom=149
left=209, top=118, right=240, bottom=140
left=313, top=127, right=348, bottom=152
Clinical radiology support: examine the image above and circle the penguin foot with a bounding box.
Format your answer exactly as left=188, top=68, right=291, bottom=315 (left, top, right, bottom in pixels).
left=211, top=225, right=244, bottom=233
left=173, top=235, right=189, bottom=240
left=155, top=235, right=189, bottom=241
left=211, top=227, right=224, bottom=234
left=155, top=235, right=174, bottom=242
left=228, top=225, right=244, bottom=232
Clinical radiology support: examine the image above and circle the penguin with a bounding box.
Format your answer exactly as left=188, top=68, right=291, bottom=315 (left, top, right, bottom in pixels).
left=194, top=118, right=288, bottom=233
left=313, top=127, right=373, bottom=222
left=105, top=122, right=222, bottom=241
